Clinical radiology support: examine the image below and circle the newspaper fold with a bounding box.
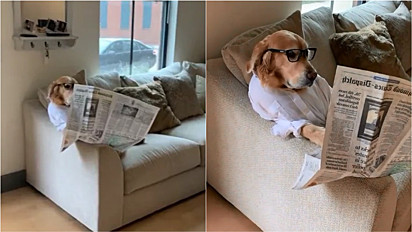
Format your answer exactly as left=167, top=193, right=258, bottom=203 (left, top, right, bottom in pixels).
left=293, top=66, right=411, bottom=189
left=61, top=85, right=159, bottom=152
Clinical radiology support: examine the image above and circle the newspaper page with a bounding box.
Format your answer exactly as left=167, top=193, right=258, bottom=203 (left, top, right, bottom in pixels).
left=293, top=66, right=411, bottom=189
left=61, top=85, right=159, bottom=152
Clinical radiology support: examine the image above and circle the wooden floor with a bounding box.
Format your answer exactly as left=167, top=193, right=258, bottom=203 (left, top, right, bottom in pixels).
left=207, top=185, right=261, bottom=231
left=1, top=185, right=259, bottom=231
left=1, top=186, right=205, bottom=231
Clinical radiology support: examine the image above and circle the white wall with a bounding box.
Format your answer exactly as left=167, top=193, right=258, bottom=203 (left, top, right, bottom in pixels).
left=174, top=1, right=205, bottom=63
left=1, top=1, right=100, bottom=175
left=207, top=1, right=302, bottom=59
left=21, top=1, right=65, bottom=22
left=167, top=1, right=205, bottom=64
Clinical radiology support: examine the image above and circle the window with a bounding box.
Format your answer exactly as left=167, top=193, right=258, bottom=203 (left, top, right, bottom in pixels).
left=99, top=1, right=167, bottom=75
left=120, top=1, right=130, bottom=30
left=143, top=2, right=152, bottom=29
left=100, top=1, right=108, bottom=29
left=301, top=0, right=362, bottom=13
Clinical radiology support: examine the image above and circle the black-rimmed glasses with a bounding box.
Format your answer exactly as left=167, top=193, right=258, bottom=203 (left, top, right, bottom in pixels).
left=264, top=48, right=317, bottom=62
left=59, top=83, right=75, bottom=90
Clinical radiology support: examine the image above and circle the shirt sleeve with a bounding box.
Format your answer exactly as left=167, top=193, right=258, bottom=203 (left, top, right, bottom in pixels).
left=48, top=103, right=68, bottom=131
left=270, top=119, right=310, bottom=138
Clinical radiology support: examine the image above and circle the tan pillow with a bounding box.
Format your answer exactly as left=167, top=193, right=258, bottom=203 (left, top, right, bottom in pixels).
left=37, top=87, right=50, bottom=109
left=120, top=75, right=139, bottom=87
left=333, top=0, right=397, bottom=32
left=73, top=70, right=86, bottom=84
left=221, top=10, right=303, bottom=86
left=329, top=21, right=409, bottom=80
left=114, top=81, right=181, bottom=133
left=376, top=3, right=411, bottom=75
left=302, top=7, right=337, bottom=86
left=86, top=72, right=122, bottom=90
left=195, top=75, right=205, bottom=112
left=154, top=74, right=204, bottom=120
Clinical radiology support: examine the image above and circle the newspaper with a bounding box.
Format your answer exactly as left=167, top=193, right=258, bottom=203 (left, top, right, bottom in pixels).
left=61, top=85, right=159, bottom=152
left=293, top=66, right=411, bottom=189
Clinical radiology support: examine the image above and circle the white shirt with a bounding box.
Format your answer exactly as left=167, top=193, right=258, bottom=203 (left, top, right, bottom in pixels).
left=248, top=74, right=331, bottom=138
left=48, top=102, right=69, bottom=131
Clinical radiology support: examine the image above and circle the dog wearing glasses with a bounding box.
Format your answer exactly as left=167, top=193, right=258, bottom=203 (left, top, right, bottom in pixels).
left=47, top=76, right=78, bottom=131
left=247, top=30, right=331, bottom=147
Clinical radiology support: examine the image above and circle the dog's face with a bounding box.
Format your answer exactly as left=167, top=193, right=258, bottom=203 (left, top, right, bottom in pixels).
left=48, top=76, right=78, bottom=106
left=246, top=30, right=317, bottom=90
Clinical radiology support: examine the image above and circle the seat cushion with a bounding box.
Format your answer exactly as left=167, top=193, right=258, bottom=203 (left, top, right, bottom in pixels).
left=122, top=134, right=200, bottom=194
left=161, top=114, right=205, bottom=166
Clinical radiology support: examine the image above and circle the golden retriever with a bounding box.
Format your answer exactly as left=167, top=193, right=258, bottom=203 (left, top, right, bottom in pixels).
left=48, top=76, right=78, bottom=106
left=247, top=30, right=327, bottom=147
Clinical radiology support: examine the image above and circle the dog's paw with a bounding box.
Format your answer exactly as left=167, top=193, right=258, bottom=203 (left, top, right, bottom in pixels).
left=301, top=124, right=325, bottom=147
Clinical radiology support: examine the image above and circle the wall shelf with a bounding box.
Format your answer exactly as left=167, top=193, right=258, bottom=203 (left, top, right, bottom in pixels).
left=13, top=35, right=78, bottom=50
left=12, top=1, right=77, bottom=52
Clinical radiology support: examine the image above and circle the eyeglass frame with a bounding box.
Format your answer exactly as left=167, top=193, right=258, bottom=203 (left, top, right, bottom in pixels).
left=58, top=83, right=75, bottom=90
left=264, top=48, right=317, bottom=62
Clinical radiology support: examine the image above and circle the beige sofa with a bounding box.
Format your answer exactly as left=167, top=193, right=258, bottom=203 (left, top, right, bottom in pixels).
left=23, top=62, right=205, bottom=231
left=207, top=1, right=411, bottom=231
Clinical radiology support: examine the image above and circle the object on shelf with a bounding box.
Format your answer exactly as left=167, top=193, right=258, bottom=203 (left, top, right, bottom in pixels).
left=24, top=19, right=35, bottom=32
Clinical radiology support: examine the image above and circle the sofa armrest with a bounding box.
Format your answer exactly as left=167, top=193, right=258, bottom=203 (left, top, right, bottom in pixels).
left=23, top=100, right=123, bottom=231
left=206, top=58, right=397, bottom=231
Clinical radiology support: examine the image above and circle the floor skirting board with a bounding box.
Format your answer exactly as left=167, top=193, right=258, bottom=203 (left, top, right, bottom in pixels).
left=1, top=170, right=27, bottom=193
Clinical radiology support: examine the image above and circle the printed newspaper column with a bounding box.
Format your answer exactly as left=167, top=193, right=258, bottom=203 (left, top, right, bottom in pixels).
left=293, top=66, right=411, bottom=189
left=61, top=85, right=159, bottom=152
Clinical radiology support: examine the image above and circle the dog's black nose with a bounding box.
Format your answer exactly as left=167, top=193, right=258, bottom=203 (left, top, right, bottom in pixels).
left=306, top=70, right=317, bottom=80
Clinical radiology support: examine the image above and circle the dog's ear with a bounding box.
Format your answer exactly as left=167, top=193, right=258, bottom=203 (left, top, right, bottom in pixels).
left=47, top=81, right=65, bottom=105
left=246, top=37, right=273, bottom=74
left=47, top=81, right=58, bottom=99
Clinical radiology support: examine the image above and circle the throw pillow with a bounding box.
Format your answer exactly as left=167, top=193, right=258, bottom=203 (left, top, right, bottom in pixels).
left=154, top=75, right=204, bottom=120
left=221, top=10, right=303, bottom=86
left=73, top=70, right=86, bottom=84
left=195, top=75, right=206, bottom=112
left=329, top=21, right=409, bottom=80
left=86, top=72, right=122, bottom=90
left=392, top=2, right=411, bottom=19
left=302, top=7, right=337, bottom=86
left=37, top=87, right=49, bottom=109
left=376, top=3, right=411, bottom=75
left=120, top=75, right=139, bottom=87
left=183, top=61, right=206, bottom=79
left=113, top=81, right=181, bottom=133
left=333, top=0, right=397, bottom=32
left=128, top=62, right=183, bottom=84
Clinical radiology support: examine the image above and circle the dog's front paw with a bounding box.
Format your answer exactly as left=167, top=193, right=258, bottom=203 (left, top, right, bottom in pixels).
left=301, top=124, right=325, bottom=147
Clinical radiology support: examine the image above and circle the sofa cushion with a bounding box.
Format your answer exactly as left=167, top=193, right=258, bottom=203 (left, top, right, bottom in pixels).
left=129, top=62, right=183, bottom=84
left=155, top=74, right=204, bottom=120
left=182, top=61, right=206, bottom=84
left=333, top=0, right=398, bottom=32
left=221, top=10, right=303, bottom=86
left=37, top=86, right=49, bottom=109
left=329, top=21, right=409, bottom=80
left=86, top=72, right=121, bottom=90
left=122, top=134, right=200, bottom=194
left=302, top=7, right=336, bottom=86
left=161, top=114, right=205, bottom=166
left=376, top=3, right=411, bottom=75
left=114, top=81, right=181, bottom=133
